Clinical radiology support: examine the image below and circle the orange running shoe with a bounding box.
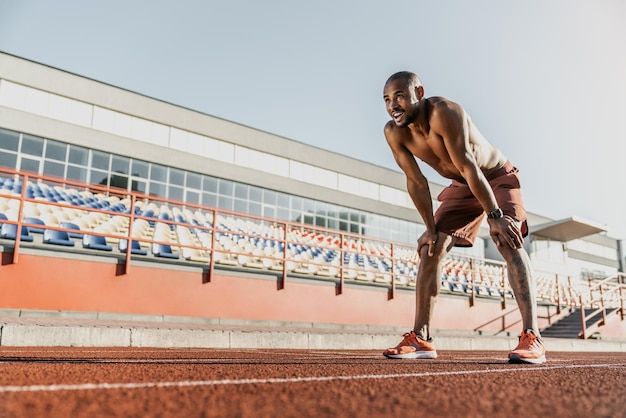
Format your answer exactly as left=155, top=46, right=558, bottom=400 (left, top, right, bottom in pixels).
left=508, top=329, right=546, bottom=364
left=383, top=331, right=438, bottom=359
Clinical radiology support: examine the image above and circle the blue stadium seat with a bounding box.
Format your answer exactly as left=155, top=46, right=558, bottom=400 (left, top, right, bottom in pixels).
left=119, top=239, right=148, bottom=255
left=82, top=234, right=113, bottom=251
left=43, top=229, right=75, bottom=246
left=60, top=221, right=83, bottom=238
left=152, top=243, right=179, bottom=259
left=0, top=223, right=34, bottom=242
left=23, top=216, right=45, bottom=234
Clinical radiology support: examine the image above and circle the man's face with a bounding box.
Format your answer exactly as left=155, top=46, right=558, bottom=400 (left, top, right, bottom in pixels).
left=383, top=78, right=419, bottom=127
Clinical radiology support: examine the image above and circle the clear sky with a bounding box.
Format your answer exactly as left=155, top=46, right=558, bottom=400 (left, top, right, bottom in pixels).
left=1, top=0, right=625, bottom=239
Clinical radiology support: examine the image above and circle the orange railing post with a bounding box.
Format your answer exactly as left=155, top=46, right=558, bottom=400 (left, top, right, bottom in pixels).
left=122, top=194, right=136, bottom=275
left=469, top=258, right=475, bottom=307
left=11, top=172, right=28, bottom=264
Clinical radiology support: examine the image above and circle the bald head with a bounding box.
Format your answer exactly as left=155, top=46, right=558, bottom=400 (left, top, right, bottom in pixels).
left=385, top=71, right=422, bottom=90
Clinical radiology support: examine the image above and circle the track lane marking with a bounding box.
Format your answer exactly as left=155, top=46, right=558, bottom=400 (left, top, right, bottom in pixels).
left=0, top=363, right=623, bottom=393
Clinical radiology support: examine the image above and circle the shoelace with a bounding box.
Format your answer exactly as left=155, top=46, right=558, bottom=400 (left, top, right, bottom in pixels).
left=520, top=333, right=542, bottom=351
left=400, top=332, right=413, bottom=343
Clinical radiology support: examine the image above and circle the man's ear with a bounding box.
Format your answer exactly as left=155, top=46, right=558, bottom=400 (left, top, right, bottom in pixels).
left=415, top=85, right=424, bottom=100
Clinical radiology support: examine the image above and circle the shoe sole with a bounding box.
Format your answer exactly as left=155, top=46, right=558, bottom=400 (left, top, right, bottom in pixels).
left=508, top=354, right=546, bottom=364
left=383, top=350, right=438, bottom=359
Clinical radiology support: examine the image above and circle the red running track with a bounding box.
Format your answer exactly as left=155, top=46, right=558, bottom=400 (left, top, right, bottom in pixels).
left=0, top=347, right=624, bottom=418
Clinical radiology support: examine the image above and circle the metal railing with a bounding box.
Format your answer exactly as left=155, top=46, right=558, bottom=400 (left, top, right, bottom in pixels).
left=579, top=274, right=625, bottom=339
left=0, top=167, right=619, bottom=314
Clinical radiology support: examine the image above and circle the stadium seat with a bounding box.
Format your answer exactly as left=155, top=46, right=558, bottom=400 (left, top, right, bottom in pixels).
left=23, top=216, right=45, bottom=234
left=43, top=229, right=75, bottom=246
left=118, top=239, right=148, bottom=256
left=0, top=223, right=34, bottom=242
left=60, top=221, right=84, bottom=238
left=182, top=247, right=211, bottom=263
left=82, top=234, right=113, bottom=251
left=152, top=243, right=179, bottom=259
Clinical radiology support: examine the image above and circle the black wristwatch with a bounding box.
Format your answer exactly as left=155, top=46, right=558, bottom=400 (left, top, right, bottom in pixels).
left=487, top=208, right=504, bottom=220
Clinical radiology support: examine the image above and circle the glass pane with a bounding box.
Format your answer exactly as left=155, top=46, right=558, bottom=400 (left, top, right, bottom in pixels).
left=90, top=169, right=109, bottom=186
left=20, top=157, right=40, bottom=174
left=290, top=195, right=303, bottom=212
left=0, top=151, right=17, bottom=168
left=91, top=150, right=110, bottom=170
left=263, top=205, right=275, bottom=219
left=149, top=182, right=166, bottom=198
left=186, top=172, right=201, bottom=189
left=67, top=165, right=87, bottom=182
left=234, top=183, right=248, bottom=199
left=150, top=164, right=167, bottom=182
left=168, top=185, right=184, bottom=201
left=263, top=189, right=276, bottom=205
left=111, top=155, right=130, bottom=175
left=43, top=160, right=65, bottom=178
left=326, top=203, right=338, bottom=218
left=169, top=168, right=184, bottom=186
left=277, top=192, right=289, bottom=208
left=218, top=179, right=233, bottom=196
left=130, top=179, right=146, bottom=193
left=109, top=173, right=129, bottom=190
left=234, top=198, right=247, bottom=213
left=249, top=186, right=262, bottom=202
left=249, top=201, right=262, bottom=216
left=186, top=190, right=200, bottom=204
left=277, top=207, right=290, bottom=221
left=68, top=145, right=89, bottom=165
left=21, top=134, right=44, bottom=156
left=45, top=140, right=67, bottom=161
left=217, top=195, right=232, bottom=210
left=303, top=198, right=315, bottom=214
left=203, top=175, right=218, bottom=193
left=315, top=202, right=327, bottom=217
left=202, top=192, right=217, bottom=207
left=131, top=159, right=149, bottom=178
left=0, top=129, right=20, bottom=152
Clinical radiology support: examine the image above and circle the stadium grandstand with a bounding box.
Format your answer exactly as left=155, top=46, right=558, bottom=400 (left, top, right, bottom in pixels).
left=0, top=51, right=624, bottom=341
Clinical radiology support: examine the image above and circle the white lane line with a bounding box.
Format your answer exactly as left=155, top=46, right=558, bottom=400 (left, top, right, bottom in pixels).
left=0, top=363, right=623, bottom=393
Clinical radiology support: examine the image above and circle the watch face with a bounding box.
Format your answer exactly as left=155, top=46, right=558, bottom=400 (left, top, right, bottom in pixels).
left=489, top=209, right=503, bottom=219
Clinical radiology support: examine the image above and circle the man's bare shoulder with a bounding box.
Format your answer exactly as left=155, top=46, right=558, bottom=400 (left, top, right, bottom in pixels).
left=383, top=119, right=404, bottom=139
left=384, top=119, right=413, bottom=148
left=428, top=96, right=463, bottom=114
left=426, top=96, right=465, bottom=128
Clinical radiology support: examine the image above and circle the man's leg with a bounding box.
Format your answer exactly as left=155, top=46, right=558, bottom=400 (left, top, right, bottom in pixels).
left=413, top=232, right=456, bottom=340
left=497, top=241, right=540, bottom=334
left=383, top=232, right=455, bottom=359
left=496, top=227, right=546, bottom=364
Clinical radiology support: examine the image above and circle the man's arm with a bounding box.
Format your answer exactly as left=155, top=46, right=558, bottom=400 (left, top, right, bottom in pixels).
left=430, top=102, right=498, bottom=214
left=384, top=122, right=438, bottom=255
left=430, top=102, right=522, bottom=249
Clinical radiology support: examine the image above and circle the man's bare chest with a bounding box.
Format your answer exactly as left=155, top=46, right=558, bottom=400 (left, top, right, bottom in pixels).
left=404, top=133, right=460, bottom=178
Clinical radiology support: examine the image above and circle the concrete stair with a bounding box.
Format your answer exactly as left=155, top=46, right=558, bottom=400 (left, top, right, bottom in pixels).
left=541, top=308, right=620, bottom=339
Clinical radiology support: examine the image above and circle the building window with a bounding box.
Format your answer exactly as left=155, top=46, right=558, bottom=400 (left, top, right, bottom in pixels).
left=21, top=134, right=44, bottom=156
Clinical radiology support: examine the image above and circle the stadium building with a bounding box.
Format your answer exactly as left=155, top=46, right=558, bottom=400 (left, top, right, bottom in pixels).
left=0, top=51, right=624, bottom=340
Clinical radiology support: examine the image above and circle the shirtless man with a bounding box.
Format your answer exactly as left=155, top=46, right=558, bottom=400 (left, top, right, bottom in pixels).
left=382, top=71, right=546, bottom=364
